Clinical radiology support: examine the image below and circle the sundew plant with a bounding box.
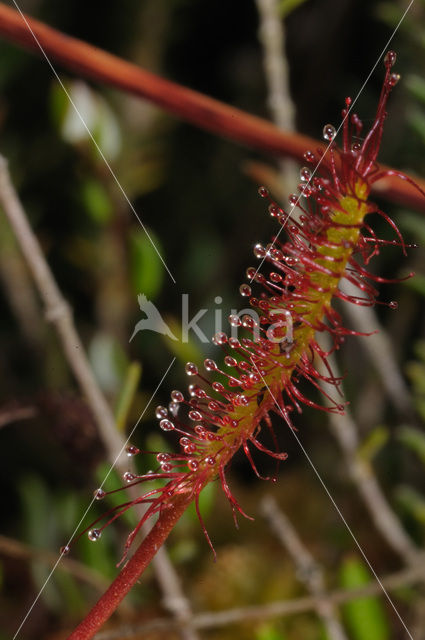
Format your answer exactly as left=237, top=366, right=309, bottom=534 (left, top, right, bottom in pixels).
left=62, top=51, right=423, bottom=640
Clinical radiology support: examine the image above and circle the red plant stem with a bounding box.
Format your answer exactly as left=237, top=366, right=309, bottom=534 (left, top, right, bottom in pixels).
left=67, top=494, right=192, bottom=640
left=0, top=3, right=423, bottom=212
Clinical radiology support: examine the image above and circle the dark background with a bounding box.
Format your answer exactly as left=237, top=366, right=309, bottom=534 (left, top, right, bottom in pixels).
left=0, top=1, right=425, bottom=638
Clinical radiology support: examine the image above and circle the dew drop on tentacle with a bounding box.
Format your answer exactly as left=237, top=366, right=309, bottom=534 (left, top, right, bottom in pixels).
left=258, top=186, right=269, bottom=198
left=300, top=167, right=312, bottom=182
left=60, top=545, right=70, bottom=556
left=299, top=183, right=312, bottom=198
left=123, top=471, right=136, bottom=483
left=384, top=50, right=396, bottom=68
left=169, top=401, right=180, bottom=416
left=388, top=73, right=400, bottom=87
left=235, top=394, right=249, bottom=406
left=254, top=243, right=266, bottom=258
left=157, top=452, right=171, bottom=463
left=155, top=405, right=168, bottom=419
left=242, top=315, right=257, bottom=331
left=204, top=358, right=217, bottom=371
left=160, top=419, right=175, bottom=431
left=303, top=150, right=315, bottom=163
left=323, top=124, right=336, bottom=141
left=93, top=488, right=106, bottom=500
left=268, top=204, right=281, bottom=218
left=185, top=362, right=198, bottom=376
left=188, top=458, right=199, bottom=471
left=229, top=314, right=241, bottom=327
left=171, top=390, right=184, bottom=403
left=212, top=331, right=228, bottom=345
left=389, top=301, right=398, bottom=310
left=126, top=445, right=140, bottom=457
left=246, top=267, right=256, bottom=281
left=88, top=529, right=101, bottom=542
left=239, top=283, right=252, bottom=297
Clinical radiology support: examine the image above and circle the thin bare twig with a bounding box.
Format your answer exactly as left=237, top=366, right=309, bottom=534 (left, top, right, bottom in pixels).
left=0, top=156, right=123, bottom=462
left=93, top=561, right=425, bottom=639
left=0, top=405, right=37, bottom=429
left=317, top=333, right=420, bottom=564
left=0, top=213, right=43, bottom=347
left=261, top=495, right=348, bottom=640
left=0, top=3, right=423, bottom=211
left=0, top=157, right=198, bottom=640
left=0, top=534, right=111, bottom=594
left=255, top=0, right=298, bottom=191
left=341, top=279, right=414, bottom=418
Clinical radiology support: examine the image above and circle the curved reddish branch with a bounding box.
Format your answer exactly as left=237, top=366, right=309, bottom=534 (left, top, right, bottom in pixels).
left=0, top=3, right=423, bottom=212
left=66, top=493, right=192, bottom=640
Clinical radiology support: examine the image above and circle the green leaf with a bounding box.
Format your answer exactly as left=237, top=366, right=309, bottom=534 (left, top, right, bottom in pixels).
left=407, top=106, right=425, bottom=145
left=50, top=79, right=121, bottom=161
left=255, top=623, right=287, bottom=640
left=413, top=340, right=425, bottom=363
left=339, top=556, right=390, bottom=640
left=394, top=485, right=425, bottom=525
left=77, top=525, right=117, bottom=580
left=114, top=362, right=142, bottom=432
left=403, top=272, right=425, bottom=298
left=406, top=74, right=425, bottom=105
left=18, top=477, right=62, bottom=609
left=398, top=211, right=425, bottom=245
left=396, top=425, right=425, bottom=466
left=374, top=2, right=403, bottom=28
left=89, top=333, right=129, bottom=395
left=129, top=229, right=164, bottom=300
left=278, top=0, right=309, bottom=19
left=160, top=315, right=204, bottom=365
left=358, top=426, right=389, bottom=462
left=81, top=179, right=113, bottom=225
left=54, top=568, right=86, bottom=616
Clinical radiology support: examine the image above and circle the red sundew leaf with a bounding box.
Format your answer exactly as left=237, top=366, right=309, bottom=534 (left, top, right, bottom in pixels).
left=78, top=52, right=422, bottom=561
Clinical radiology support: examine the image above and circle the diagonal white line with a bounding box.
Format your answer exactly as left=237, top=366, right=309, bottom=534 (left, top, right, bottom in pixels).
left=12, top=357, right=176, bottom=640
left=250, top=0, right=415, bottom=284
left=10, top=0, right=176, bottom=284
left=252, top=363, right=415, bottom=640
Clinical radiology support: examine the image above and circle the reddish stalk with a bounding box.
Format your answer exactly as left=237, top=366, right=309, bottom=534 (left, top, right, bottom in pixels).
left=67, top=493, right=192, bottom=640
left=0, top=3, right=423, bottom=212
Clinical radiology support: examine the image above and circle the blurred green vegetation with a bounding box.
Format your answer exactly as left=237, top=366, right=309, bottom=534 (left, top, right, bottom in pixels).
left=0, top=1, right=424, bottom=639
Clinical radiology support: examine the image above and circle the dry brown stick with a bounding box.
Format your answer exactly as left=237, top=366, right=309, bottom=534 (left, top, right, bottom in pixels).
left=0, top=157, right=198, bottom=640
left=93, top=561, right=425, bottom=639
left=0, top=405, right=37, bottom=428
left=0, top=155, right=123, bottom=462
left=0, top=213, right=43, bottom=347
left=0, top=534, right=110, bottom=593
left=261, top=495, right=348, bottom=640
left=316, top=334, right=419, bottom=564
left=0, top=3, right=423, bottom=211
left=255, top=0, right=298, bottom=192
left=341, top=279, right=414, bottom=418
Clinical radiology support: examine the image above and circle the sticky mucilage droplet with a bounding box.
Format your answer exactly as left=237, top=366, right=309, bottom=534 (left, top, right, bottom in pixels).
left=323, top=124, right=336, bottom=141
